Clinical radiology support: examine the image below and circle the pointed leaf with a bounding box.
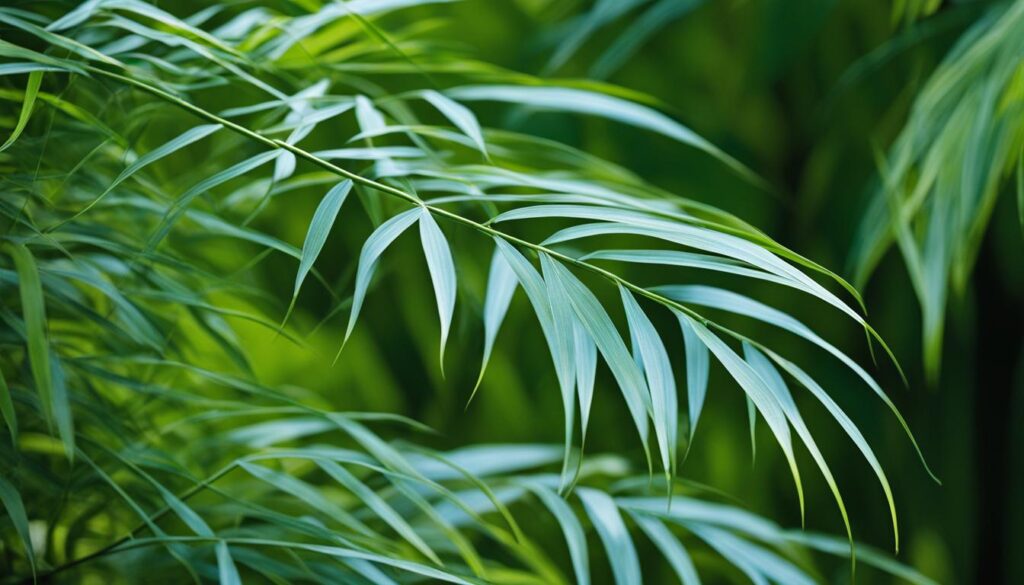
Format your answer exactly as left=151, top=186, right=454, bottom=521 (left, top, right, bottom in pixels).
left=578, top=488, right=641, bottom=585
left=344, top=208, right=420, bottom=344
left=474, top=245, right=517, bottom=394
left=0, top=477, right=35, bottom=578
left=217, top=541, right=242, bottom=585
left=418, top=209, right=457, bottom=369
left=675, top=314, right=804, bottom=516
left=677, top=314, right=709, bottom=445
left=541, top=256, right=651, bottom=450
left=523, top=481, right=590, bottom=585
left=293, top=180, right=353, bottom=299
left=447, top=85, right=758, bottom=183
left=0, top=70, right=42, bottom=153
left=632, top=515, right=700, bottom=585
left=421, top=90, right=487, bottom=157
left=620, top=286, right=677, bottom=475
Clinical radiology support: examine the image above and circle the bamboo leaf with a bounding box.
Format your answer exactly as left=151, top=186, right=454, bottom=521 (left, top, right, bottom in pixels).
left=523, top=481, right=590, bottom=585
left=620, top=286, right=677, bottom=476
left=541, top=255, right=652, bottom=459
left=0, top=477, right=35, bottom=578
left=420, top=90, right=487, bottom=157
left=447, top=85, right=760, bottom=184
left=675, top=313, right=804, bottom=519
left=343, top=208, right=420, bottom=347
left=292, top=180, right=353, bottom=301
left=677, top=314, right=709, bottom=448
left=473, top=245, right=517, bottom=397
left=418, top=209, right=457, bottom=371
left=578, top=487, right=641, bottom=585
left=631, top=514, right=700, bottom=585
left=0, top=70, right=42, bottom=153
left=0, top=369, right=16, bottom=444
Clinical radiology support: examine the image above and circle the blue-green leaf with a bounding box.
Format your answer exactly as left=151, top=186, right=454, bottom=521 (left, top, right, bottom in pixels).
left=578, top=488, right=641, bottom=585
left=293, top=180, right=353, bottom=300
left=418, top=209, right=457, bottom=371
left=343, top=208, right=420, bottom=346
left=446, top=85, right=759, bottom=184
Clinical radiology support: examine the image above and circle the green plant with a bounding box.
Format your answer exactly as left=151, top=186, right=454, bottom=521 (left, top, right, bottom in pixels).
left=0, top=1, right=946, bottom=583
left=850, top=0, right=1024, bottom=382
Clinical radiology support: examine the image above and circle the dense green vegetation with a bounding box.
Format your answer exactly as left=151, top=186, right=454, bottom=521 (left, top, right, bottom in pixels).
left=0, top=1, right=1020, bottom=583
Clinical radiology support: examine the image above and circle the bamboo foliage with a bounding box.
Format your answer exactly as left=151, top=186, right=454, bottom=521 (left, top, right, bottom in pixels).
left=0, top=1, right=941, bottom=583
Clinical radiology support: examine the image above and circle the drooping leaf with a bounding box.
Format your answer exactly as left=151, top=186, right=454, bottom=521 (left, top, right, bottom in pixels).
left=522, top=480, right=590, bottom=585
left=631, top=514, right=700, bottom=585
left=343, top=208, right=420, bottom=347
left=420, top=90, right=487, bottom=157
left=540, top=256, right=652, bottom=458
left=0, top=69, right=42, bottom=154
left=620, top=287, right=678, bottom=476
left=292, top=180, right=353, bottom=302
left=446, top=85, right=759, bottom=184
left=0, top=369, right=16, bottom=444
left=473, top=245, right=517, bottom=398
left=5, top=243, right=74, bottom=459
left=675, top=313, right=804, bottom=518
left=578, top=487, right=641, bottom=585
left=418, top=209, right=457, bottom=371
left=217, top=541, right=242, bottom=585
left=0, top=477, right=35, bottom=578
left=677, top=314, right=709, bottom=448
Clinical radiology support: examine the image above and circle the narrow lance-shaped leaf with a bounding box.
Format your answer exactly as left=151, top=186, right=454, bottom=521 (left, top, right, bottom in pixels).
left=0, top=70, right=42, bottom=153
left=541, top=255, right=652, bottom=461
left=631, top=514, right=701, bottom=585
left=620, top=286, right=678, bottom=477
left=0, top=477, right=35, bottom=578
left=217, top=541, right=242, bottom=585
left=418, top=209, right=457, bottom=373
left=49, top=355, right=74, bottom=461
left=317, top=460, right=441, bottom=565
left=472, top=245, right=517, bottom=399
left=677, top=314, right=708, bottom=450
left=290, top=179, right=353, bottom=311
left=5, top=243, right=76, bottom=459
left=578, top=488, right=641, bottom=585
left=0, top=369, right=16, bottom=444
left=446, top=84, right=761, bottom=185
left=522, top=481, right=590, bottom=585
left=574, top=319, right=597, bottom=444
left=494, top=240, right=579, bottom=484
left=342, top=208, right=421, bottom=350
left=744, top=343, right=853, bottom=561
left=420, top=90, right=488, bottom=158
left=675, top=313, right=804, bottom=519
left=768, top=350, right=901, bottom=552
left=63, top=123, right=223, bottom=224
left=657, top=284, right=937, bottom=482
left=539, top=254, right=579, bottom=491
